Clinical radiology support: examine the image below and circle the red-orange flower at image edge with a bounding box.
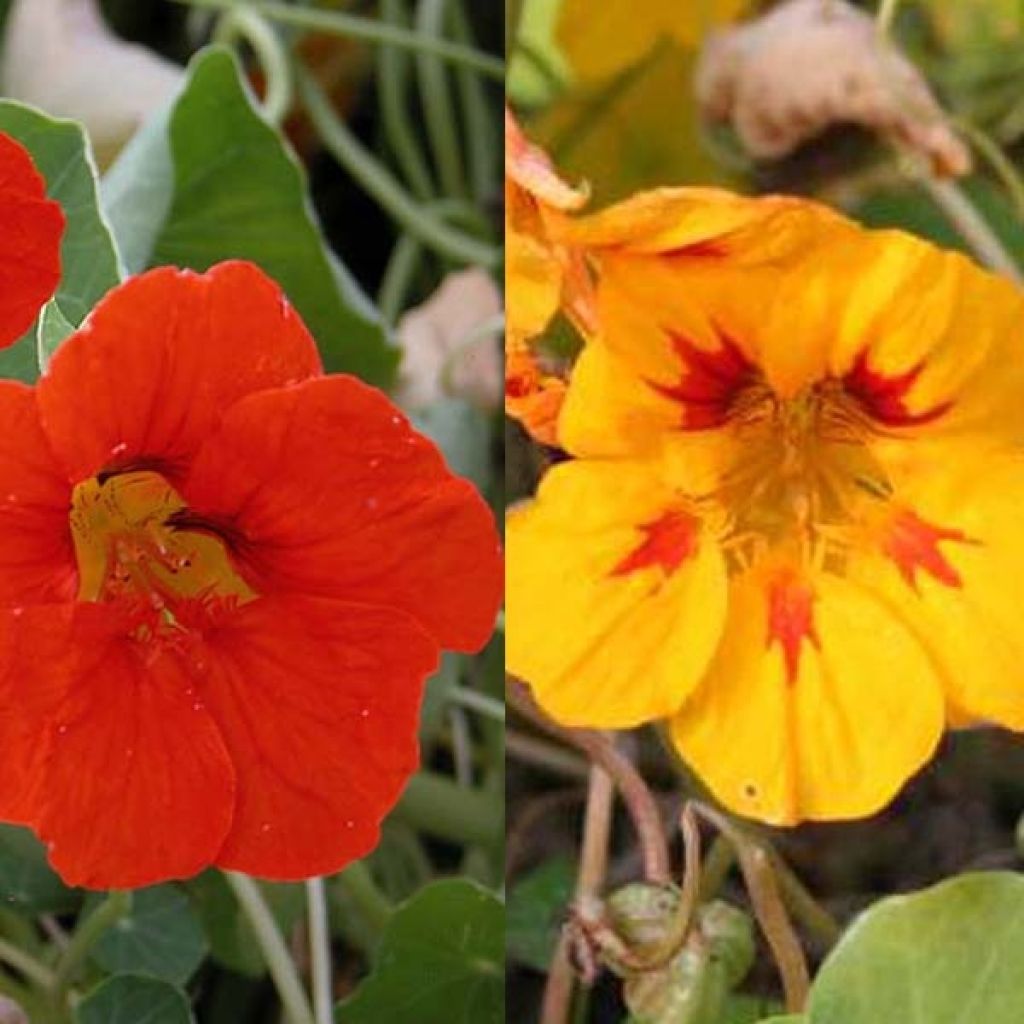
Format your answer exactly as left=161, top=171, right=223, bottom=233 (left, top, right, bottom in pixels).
left=0, top=261, right=503, bottom=889
left=0, top=132, right=63, bottom=345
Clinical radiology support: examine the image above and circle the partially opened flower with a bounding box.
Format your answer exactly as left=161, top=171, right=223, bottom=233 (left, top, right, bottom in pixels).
left=0, top=261, right=502, bottom=888
left=0, top=132, right=63, bottom=346
left=505, top=108, right=593, bottom=442
left=508, top=190, right=1024, bottom=825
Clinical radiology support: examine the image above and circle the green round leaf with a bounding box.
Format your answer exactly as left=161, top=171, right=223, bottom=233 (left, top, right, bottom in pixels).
left=87, top=885, right=207, bottom=985
left=0, top=824, right=80, bottom=914
left=75, top=974, right=194, bottom=1024
left=0, top=100, right=122, bottom=382
left=809, top=872, right=1024, bottom=1024
left=507, top=857, right=575, bottom=972
left=102, top=46, right=396, bottom=386
left=336, top=879, right=503, bottom=1024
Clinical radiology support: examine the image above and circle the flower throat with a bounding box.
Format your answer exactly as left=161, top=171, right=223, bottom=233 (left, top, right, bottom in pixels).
left=69, top=470, right=254, bottom=617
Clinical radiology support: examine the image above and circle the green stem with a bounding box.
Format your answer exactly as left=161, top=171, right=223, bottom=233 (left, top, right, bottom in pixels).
left=378, top=234, right=423, bottom=325
left=174, top=0, right=505, bottom=80
left=770, top=850, right=843, bottom=948
left=919, top=175, right=1023, bottom=282
left=54, top=891, right=132, bottom=996
left=415, top=0, right=468, bottom=198
left=698, top=834, right=736, bottom=902
left=449, top=685, right=505, bottom=721
left=214, top=7, right=293, bottom=124
left=378, top=0, right=436, bottom=199
left=224, top=873, right=314, bottom=1024
left=956, top=117, right=1024, bottom=220
left=306, top=878, right=333, bottom=1024
left=0, top=937, right=55, bottom=991
left=394, top=771, right=502, bottom=848
left=337, top=861, right=394, bottom=938
left=297, top=68, right=499, bottom=267
left=448, top=0, right=496, bottom=204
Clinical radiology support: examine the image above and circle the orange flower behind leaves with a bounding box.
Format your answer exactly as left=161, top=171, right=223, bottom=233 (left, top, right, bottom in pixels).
left=0, top=132, right=63, bottom=346
left=509, top=189, right=1024, bottom=825
left=505, top=109, right=593, bottom=442
left=0, top=261, right=502, bottom=888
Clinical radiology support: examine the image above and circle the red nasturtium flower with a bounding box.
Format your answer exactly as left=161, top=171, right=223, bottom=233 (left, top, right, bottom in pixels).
left=0, top=261, right=502, bottom=889
left=509, top=189, right=1024, bottom=826
left=0, top=132, right=63, bottom=346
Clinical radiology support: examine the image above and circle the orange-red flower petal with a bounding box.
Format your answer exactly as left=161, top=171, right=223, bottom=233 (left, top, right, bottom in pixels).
left=15, top=604, right=236, bottom=889
left=36, top=261, right=322, bottom=486
left=0, top=382, right=75, bottom=604
left=201, top=595, right=437, bottom=879
left=182, top=375, right=503, bottom=653
left=0, top=132, right=63, bottom=348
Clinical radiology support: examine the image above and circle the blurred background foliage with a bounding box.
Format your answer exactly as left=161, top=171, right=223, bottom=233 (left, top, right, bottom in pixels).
left=507, top=0, right=1024, bottom=261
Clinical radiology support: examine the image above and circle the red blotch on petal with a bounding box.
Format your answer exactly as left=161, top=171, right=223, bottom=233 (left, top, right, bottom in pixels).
left=844, top=349, right=951, bottom=427
left=651, top=330, right=755, bottom=430
left=881, top=507, right=972, bottom=590
left=0, top=133, right=64, bottom=349
left=765, top=570, right=820, bottom=684
left=612, top=509, right=699, bottom=577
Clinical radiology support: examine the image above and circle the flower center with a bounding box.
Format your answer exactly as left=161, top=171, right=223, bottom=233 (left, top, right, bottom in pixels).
left=715, top=379, right=891, bottom=566
left=70, top=470, right=255, bottom=625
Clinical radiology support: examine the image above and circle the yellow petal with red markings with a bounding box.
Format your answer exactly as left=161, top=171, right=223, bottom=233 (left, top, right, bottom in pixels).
left=506, top=459, right=727, bottom=728
left=669, top=568, right=943, bottom=825
left=815, top=228, right=1024, bottom=437
left=560, top=341, right=740, bottom=497
left=849, top=452, right=1024, bottom=730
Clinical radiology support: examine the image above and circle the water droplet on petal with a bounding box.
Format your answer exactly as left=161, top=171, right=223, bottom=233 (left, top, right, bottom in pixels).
left=368, top=457, right=382, bottom=469
left=11, top=607, right=23, bottom=618
left=365, top=497, right=379, bottom=511
left=345, top=820, right=355, bottom=829
left=192, top=701, right=203, bottom=712
left=260, top=823, right=272, bottom=833
left=111, top=442, right=128, bottom=456
left=390, top=415, right=401, bottom=425
left=56, top=724, right=67, bottom=736
left=4, top=493, right=16, bottom=503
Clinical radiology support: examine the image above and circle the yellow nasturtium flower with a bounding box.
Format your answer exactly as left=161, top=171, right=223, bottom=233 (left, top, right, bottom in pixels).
left=508, top=188, right=1024, bottom=825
